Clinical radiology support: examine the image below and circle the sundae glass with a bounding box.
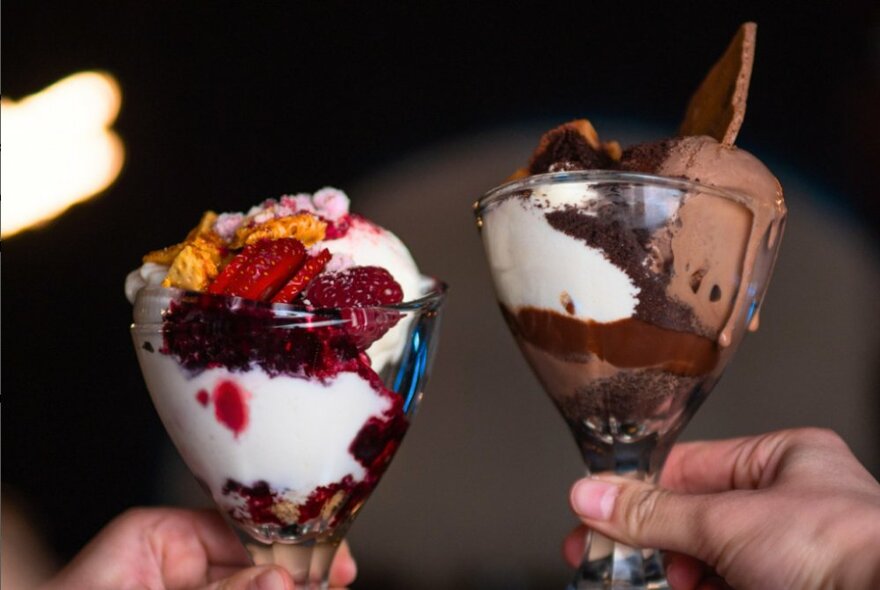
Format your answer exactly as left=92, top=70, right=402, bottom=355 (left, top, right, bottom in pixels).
left=132, top=281, right=445, bottom=587
left=128, top=188, right=446, bottom=588
left=475, top=170, right=784, bottom=588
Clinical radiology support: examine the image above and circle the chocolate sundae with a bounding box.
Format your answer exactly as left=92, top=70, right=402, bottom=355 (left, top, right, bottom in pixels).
left=476, top=23, right=786, bottom=463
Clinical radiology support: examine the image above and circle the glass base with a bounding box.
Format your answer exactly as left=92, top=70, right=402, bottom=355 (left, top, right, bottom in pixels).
left=567, top=531, right=668, bottom=590
left=246, top=536, right=341, bottom=590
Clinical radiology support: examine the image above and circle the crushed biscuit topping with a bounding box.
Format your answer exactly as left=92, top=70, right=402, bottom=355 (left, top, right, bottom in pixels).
left=232, top=213, right=327, bottom=249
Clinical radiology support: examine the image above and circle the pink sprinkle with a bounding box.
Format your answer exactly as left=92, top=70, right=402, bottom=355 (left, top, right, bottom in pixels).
left=214, top=213, right=244, bottom=241
left=312, top=187, right=350, bottom=221
left=280, top=194, right=317, bottom=214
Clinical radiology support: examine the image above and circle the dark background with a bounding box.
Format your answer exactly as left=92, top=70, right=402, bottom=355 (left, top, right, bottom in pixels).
left=4, top=0, right=879, bottom=582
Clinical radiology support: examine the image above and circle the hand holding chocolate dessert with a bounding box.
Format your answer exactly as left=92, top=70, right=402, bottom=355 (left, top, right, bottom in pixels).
left=475, top=22, right=786, bottom=590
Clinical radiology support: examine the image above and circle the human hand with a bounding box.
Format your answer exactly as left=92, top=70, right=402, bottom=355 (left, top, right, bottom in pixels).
left=563, top=428, right=880, bottom=590
left=40, top=508, right=356, bottom=590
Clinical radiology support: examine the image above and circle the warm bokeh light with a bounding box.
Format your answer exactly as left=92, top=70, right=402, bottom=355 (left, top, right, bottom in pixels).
left=1, top=71, right=124, bottom=237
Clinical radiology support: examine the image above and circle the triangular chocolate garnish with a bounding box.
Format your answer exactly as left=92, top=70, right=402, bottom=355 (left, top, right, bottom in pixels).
left=679, top=22, right=756, bottom=146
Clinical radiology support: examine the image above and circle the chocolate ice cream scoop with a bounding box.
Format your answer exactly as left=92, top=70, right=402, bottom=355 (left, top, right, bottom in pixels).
left=620, top=135, right=785, bottom=344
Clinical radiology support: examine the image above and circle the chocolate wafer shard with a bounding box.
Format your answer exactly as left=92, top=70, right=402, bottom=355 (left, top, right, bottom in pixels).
left=679, top=22, right=756, bottom=146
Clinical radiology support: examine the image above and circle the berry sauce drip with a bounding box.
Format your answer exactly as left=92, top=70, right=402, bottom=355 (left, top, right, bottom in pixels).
left=196, top=389, right=209, bottom=406
left=213, top=380, right=249, bottom=437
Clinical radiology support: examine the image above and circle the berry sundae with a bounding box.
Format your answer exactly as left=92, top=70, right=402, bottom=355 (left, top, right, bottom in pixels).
left=128, top=188, right=433, bottom=542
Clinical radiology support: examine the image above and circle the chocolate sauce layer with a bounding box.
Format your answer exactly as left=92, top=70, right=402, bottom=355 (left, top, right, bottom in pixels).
left=503, top=305, right=719, bottom=377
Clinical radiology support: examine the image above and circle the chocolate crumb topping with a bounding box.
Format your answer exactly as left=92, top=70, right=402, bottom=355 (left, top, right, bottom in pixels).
left=529, top=127, right=613, bottom=174
left=618, top=138, right=677, bottom=174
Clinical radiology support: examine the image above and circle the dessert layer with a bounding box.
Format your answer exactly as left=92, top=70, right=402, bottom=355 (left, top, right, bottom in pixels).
left=136, top=350, right=392, bottom=496
left=481, top=193, right=639, bottom=323
left=503, top=305, right=718, bottom=377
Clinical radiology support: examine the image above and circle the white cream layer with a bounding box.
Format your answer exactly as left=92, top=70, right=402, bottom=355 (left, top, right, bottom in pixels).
left=481, top=186, right=640, bottom=323
left=135, top=345, right=390, bottom=502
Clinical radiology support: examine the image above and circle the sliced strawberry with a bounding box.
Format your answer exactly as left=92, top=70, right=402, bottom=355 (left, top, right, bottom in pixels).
left=208, top=248, right=253, bottom=295
left=304, top=266, right=403, bottom=308
left=270, top=248, right=332, bottom=304
left=209, top=238, right=306, bottom=301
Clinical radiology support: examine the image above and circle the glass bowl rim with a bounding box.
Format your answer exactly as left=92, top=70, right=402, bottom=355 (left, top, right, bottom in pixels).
left=473, top=170, right=756, bottom=216
left=131, top=275, right=448, bottom=327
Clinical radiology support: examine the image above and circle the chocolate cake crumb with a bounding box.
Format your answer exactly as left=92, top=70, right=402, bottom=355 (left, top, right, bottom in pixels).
left=529, top=127, right=613, bottom=174
left=553, top=369, right=703, bottom=430
left=142, top=341, right=154, bottom=353
left=619, top=138, right=677, bottom=173
left=545, top=206, right=705, bottom=334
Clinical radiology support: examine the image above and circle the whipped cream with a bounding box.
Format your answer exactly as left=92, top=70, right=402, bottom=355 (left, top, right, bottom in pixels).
left=481, top=188, right=640, bottom=323
left=135, top=345, right=391, bottom=502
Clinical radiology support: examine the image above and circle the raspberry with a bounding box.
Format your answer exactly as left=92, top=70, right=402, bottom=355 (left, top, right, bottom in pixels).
left=304, top=266, right=403, bottom=308
left=304, top=266, right=404, bottom=350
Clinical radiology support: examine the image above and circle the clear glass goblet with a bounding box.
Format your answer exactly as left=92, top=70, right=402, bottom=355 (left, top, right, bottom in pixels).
left=475, top=171, right=784, bottom=589
left=131, top=278, right=446, bottom=589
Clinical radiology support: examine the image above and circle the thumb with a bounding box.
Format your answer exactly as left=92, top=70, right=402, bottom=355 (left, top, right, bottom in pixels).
left=208, top=565, right=294, bottom=590
left=570, top=477, right=731, bottom=561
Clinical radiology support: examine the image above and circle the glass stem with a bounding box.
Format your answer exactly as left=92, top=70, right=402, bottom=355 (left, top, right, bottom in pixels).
left=568, top=434, right=674, bottom=590
left=247, top=537, right=342, bottom=590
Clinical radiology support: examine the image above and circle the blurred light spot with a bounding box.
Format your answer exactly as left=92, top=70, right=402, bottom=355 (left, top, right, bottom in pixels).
left=1, top=71, right=124, bottom=237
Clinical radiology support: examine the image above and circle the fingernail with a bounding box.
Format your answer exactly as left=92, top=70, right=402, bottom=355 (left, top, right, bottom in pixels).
left=572, top=479, right=619, bottom=521
left=249, top=569, right=284, bottom=590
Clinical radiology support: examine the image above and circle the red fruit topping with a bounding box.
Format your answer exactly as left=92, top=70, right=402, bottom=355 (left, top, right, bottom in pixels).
left=323, top=214, right=352, bottom=240
left=207, top=246, right=252, bottom=294
left=213, top=380, right=249, bottom=437
left=304, top=266, right=403, bottom=308
left=339, top=307, right=403, bottom=350
left=301, top=266, right=404, bottom=349
left=270, top=249, right=332, bottom=304
left=209, top=238, right=306, bottom=301
left=196, top=389, right=210, bottom=406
